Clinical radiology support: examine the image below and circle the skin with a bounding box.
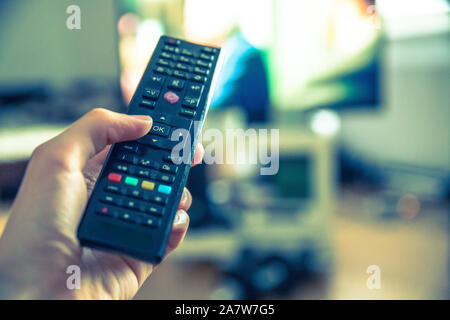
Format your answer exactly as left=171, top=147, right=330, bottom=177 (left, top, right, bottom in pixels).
left=0, top=108, right=204, bottom=299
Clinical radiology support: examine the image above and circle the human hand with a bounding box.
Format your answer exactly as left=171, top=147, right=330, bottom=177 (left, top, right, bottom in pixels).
left=0, top=108, right=204, bottom=299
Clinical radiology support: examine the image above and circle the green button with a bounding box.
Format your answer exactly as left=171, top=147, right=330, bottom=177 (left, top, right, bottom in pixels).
left=125, top=176, right=138, bottom=186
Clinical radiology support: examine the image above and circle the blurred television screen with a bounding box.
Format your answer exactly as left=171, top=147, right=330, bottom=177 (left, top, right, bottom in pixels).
left=117, top=0, right=381, bottom=118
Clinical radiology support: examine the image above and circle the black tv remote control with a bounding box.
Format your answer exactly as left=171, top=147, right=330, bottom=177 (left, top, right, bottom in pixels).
left=77, top=36, right=222, bottom=263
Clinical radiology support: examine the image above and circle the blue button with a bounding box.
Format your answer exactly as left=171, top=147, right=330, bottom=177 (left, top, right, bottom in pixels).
left=158, top=184, right=172, bottom=195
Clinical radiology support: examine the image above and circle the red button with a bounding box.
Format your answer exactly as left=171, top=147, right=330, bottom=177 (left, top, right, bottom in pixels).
left=164, top=91, right=179, bottom=104
left=108, top=173, right=122, bottom=183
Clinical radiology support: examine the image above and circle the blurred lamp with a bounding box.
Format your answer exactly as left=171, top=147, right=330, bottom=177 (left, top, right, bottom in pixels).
left=311, top=109, right=341, bottom=137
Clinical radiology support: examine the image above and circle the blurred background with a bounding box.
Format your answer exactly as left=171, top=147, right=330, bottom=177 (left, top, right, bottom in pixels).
left=0, top=0, right=448, bottom=299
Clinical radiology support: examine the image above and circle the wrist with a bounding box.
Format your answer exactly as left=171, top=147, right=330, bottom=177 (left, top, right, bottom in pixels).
left=0, top=260, right=77, bottom=300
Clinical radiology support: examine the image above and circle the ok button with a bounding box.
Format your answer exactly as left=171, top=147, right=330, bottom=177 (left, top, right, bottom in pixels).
left=150, top=122, right=170, bottom=137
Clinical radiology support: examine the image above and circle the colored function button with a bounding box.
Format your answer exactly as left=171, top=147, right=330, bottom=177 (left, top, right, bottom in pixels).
left=108, top=173, right=122, bottom=183
left=125, top=176, right=138, bottom=186
left=142, top=181, right=155, bottom=191
left=158, top=184, right=172, bottom=195
left=164, top=91, right=180, bottom=104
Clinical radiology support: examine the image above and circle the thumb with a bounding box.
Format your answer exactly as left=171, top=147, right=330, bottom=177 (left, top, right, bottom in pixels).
left=35, top=108, right=152, bottom=171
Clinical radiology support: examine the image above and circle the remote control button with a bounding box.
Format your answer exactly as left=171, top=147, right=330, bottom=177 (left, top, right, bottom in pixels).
left=202, top=47, right=218, bottom=54
left=150, top=123, right=171, bottom=137
left=179, top=56, right=193, bottom=64
left=163, top=91, right=180, bottom=104
left=180, top=108, right=196, bottom=117
left=165, top=38, right=181, bottom=46
left=181, top=48, right=194, bottom=56
left=168, top=78, right=185, bottom=91
left=151, top=194, right=168, bottom=205
left=196, top=59, right=212, bottom=68
left=113, top=163, right=129, bottom=173
left=163, top=153, right=182, bottom=164
left=157, top=58, right=172, bottom=67
left=100, top=194, right=120, bottom=205
left=160, top=163, right=178, bottom=173
left=175, top=63, right=190, bottom=71
left=124, top=199, right=137, bottom=210
left=160, top=52, right=173, bottom=60
left=116, top=153, right=136, bottom=164
left=105, top=184, right=121, bottom=194
left=192, top=74, right=206, bottom=83
left=173, top=70, right=188, bottom=79
left=139, top=100, right=156, bottom=109
left=96, top=205, right=115, bottom=217
left=141, top=216, right=160, bottom=228
left=153, top=113, right=170, bottom=124
left=142, top=180, right=155, bottom=191
left=124, top=176, right=138, bottom=186
left=182, top=96, right=199, bottom=109
left=187, top=84, right=204, bottom=97
left=158, top=173, right=175, bottom=184
left=199, top=53, right=214, bottom=61
left=121, top=143, right=143, bottom=154
left=164, top=45, right=180, bottom=54
left=143, top=88, right=160, bottom=100
left=158, top=184, right=172, bottom=195
left=108, top=173, right=122, bottom=183
left=146, top=204, right=164, bottom=216
left=149, top=74, right=165, bottom=84
left=194, top=67, right=209, bottom=76
left=128, top=189, right=143, bottom=199
left=135, top=168, right=151, bottom=178
left=119, top=212, right=135, bottom=223
left=136, top=159, right=152, bottom=168
left=154, top=66, right=172, bottom=76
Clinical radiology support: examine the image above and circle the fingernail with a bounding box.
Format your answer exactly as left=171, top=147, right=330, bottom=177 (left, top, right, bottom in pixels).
left=182, top=189, right=188, bottom=203
left=174, top=210, right=188, bottom=226
left=130, top=115, right=152, bottom=124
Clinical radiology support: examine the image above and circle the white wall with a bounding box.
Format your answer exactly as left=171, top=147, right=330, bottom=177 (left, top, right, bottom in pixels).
left=339, top=33, right=450, bottom=171
left=0, top=0, right=119, bottom=87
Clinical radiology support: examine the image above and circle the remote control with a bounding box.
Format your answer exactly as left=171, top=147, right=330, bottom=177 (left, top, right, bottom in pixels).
left=77, top=36, right=222, bottom=263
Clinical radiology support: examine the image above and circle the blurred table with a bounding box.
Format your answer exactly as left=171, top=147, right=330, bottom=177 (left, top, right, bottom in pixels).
left=0, top=190, right=448, bottom=299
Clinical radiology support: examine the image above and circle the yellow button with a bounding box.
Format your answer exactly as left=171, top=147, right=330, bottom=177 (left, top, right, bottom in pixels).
left=142, top=181, right=155, bottom=191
